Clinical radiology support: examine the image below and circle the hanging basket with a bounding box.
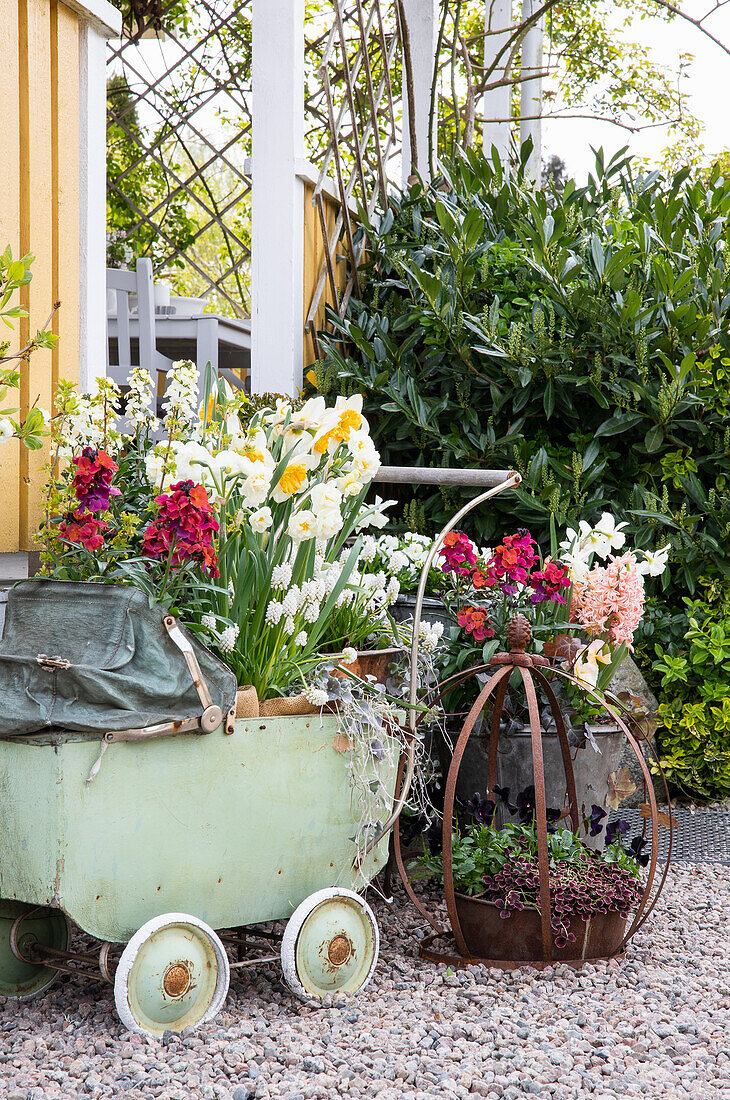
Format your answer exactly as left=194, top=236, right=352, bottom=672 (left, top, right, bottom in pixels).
left=394, top=613, right=673, bottom=971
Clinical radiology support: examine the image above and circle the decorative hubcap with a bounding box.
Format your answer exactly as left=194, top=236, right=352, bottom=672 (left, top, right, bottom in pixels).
left=327, top=934, right=353, bottom=967
left=163, top=962, right=191, bottom=998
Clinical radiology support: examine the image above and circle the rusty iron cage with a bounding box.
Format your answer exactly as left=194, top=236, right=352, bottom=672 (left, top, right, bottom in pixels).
left=389, top=489, right=673, bottom=971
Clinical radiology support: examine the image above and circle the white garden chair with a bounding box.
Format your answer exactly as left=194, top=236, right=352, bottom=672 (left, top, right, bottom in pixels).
left=106, top=257, right=175, bottom=418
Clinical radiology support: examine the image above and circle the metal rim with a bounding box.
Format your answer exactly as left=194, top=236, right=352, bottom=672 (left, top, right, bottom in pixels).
left=395, top=622, right=672, bottom=969
left=281, top=888, right=379, bottom=1001
left=114, top=912, right=230, bottom=1037
left=0, top=901, right=71, bottom=1001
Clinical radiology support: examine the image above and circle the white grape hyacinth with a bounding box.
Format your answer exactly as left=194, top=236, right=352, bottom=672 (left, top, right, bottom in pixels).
left=219, top=624, right=240, bottom=654
left=265, top=600, right=284, bottom=625
left=304, top=686, right=329, bottom=708
left=271, top=562, right=293, bottom=589
left=341, top=646, right=358, bottom=665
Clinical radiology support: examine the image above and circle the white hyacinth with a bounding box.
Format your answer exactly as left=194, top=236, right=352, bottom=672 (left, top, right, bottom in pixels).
left=294, top=631, right=308, bottom=647
left=271, top=562, right=293, bottom=589
left=219, top=624, right=240, bottom=654
left=304, top=686, right=329, bottom=708
left=303, top=602, right=321, bottom=624
left=201, top=613, right=216, bottom=631
left=265, top=600, right=283, bottom=625
left=386, top=576, right=401, bottom=605
left=359, top=536, right=377, bottom=564
left=283, top=614, right=296, bottom=636
left=281, top=588, right=300, bottom=617
left=419, top=620, right=444, bottom=653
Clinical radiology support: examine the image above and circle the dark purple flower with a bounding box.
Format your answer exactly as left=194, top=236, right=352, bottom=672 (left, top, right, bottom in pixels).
left=629, top=835, right=650, bottom=867
left=465, top=792, right=496, bottom=825
left=493, top=785, right=517, bottom=814
left=605, top=820, right=630, bottom=847
left=589, top=804, right=607, bottom=836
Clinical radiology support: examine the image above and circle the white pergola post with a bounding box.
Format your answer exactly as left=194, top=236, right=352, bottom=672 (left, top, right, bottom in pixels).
left=519, top=0, right=544, bottom=182
left=78, top=1, right=122, bottom=391
left=251, top=0, right=305, bottom=396
left=482, top=0, right=512, bottom=164
left=400, top=0, right=438, bottom=185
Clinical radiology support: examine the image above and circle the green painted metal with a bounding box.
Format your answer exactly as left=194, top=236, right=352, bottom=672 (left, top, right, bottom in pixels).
left=123, top=920, right=219, bottom=1035
left=294, top=895, right=376, bottom=997
left=0, top=901, right=69, bottom=998
left=0, top=717, right=398, bottom=942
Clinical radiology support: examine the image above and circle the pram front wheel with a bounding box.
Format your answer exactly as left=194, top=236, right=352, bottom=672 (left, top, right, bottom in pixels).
left=281, top=888, right=379, bottom=1001
left=0, top=900, right=70, bottom=1000
left=114, top=912, right=230, bottom=1037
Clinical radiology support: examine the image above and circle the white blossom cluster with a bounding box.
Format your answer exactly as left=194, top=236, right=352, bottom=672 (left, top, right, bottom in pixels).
left=124, top=367, right=159, bottom=433
left=418, top=619, right=445, bottom=653
left=56, top=379, right=122, bottom=456
left=560, top=512, right=670, bottom=581
left=162, top=359, right=199, bottom=428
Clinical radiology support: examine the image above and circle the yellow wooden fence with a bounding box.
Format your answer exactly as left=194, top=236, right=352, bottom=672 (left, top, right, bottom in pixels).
left=303, top=180, right=347, bottom=371
left=0, top=0, right=81, bottom=553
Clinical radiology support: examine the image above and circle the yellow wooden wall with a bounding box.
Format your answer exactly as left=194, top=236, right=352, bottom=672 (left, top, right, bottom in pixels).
left=0, top=0, right=80, bottom=552
left=302, top=182, right=346, bottom=370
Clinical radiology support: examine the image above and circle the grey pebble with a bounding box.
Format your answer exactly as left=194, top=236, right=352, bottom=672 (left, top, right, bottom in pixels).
left=0, top=865, right=725, bottom=1100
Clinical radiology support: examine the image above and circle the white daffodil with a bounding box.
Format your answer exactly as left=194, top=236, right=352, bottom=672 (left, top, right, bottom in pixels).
left=573, top=640, right=611, bottom=690
left=314, top=507, right=343, bottom=540
left=354, top=450, right=381, bottom=482
left=249, top=506, right=273, bottom=533
left=636, top=544, right=670, bottom=577
left=592, top=512, right=628, bottom=556
left=309, top=481, right=343, bottom=514
left=336, top=469, right=365, bottom=497
left=287, top=509, right=317, bottom=542
left=355, top=496, right=394, bottom=531
left=272, top=454, right=318, bottom=502
left=144, top=449, right=168, bottom=488
left=241, top=468, right=271, bottom=506
left=563, top=547, right=592, bottom=583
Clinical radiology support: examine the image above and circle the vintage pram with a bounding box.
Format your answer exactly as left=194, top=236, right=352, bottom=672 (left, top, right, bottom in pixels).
left=0, top=467, right=517, bottom=1036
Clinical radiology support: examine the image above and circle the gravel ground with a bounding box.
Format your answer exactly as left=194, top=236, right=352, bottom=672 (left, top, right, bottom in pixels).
left=0, top=863, right=728, bottom=1100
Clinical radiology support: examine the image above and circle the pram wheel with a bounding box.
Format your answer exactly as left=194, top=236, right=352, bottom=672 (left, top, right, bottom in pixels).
left=114, top=912, right=230, bottom=1037
left=0, top=900, right=70, bottom=1000
left=281, top=888, right=379, bottom=1001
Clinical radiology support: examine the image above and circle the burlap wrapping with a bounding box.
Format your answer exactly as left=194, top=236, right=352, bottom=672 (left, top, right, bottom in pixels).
left=235, top=685, right=259, bottom=718
left=259, top=694, right=319, bottom=717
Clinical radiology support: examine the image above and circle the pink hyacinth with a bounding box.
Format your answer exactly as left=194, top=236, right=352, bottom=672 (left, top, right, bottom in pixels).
left=570, top=551, right=645, bottom=647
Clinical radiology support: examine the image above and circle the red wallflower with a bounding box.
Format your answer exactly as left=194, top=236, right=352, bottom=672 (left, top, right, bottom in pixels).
left=71, top=448, right=121, bottom=513
left=485, top=530, right=538, bottom=593
left=439, top=531, right=478, bottom=576
left=142, top=479, right=219, bottom=576
left=59, top=509, right=108, bottom=552
left=457, top=606, right=495, bottom=642
left=529, top=559, right=571, bottom=604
